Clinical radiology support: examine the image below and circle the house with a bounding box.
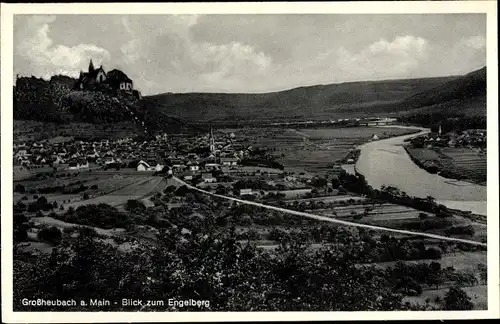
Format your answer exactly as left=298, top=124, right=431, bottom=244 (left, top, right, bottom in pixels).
left=137, top=160, right=164, bottom=172
left=372, top=134, right=380, bottom=140
left=67, top=158, right=89, bottom=170
left=239, top=188, right=254, bottom=196
left=202, top=173, right=217, bottom=183
left=74, top=59, right=141, bottom=99
left=204, top=162, right=220, bottom=171
left=153, top=164, right=165, bottom=172
left=107, top=69, right=134, bottom=93
left=137, top=160, right=151, bottom=171
left=221, top=157, right=238, bottom=166
left=74, top=59, right=107, bottom=90
left=188, top=163, right=200, bottom=172
left=52, top=155, right=65, bottom=165
left=183, top=171, right=194, bottom=181
left=104, top=157, right=117, bottom=165
left=77, top=158, right=89, bottom=169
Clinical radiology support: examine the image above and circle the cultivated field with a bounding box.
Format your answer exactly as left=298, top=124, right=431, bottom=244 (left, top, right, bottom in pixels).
left=236, top=126, right=418, bottom=175
left=406, top=147, right=486, bottom=185
left=440, top=148, right=486, bottom=184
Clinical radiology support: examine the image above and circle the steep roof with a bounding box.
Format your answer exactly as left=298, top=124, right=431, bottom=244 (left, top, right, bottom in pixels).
left=107, top=69, right=133, bottom=83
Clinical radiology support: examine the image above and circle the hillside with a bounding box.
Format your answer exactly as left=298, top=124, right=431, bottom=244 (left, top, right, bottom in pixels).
left=14, top=67, right=487, bottom=132
left=13, top=75, right=193, bottom=139
left=399, top=67, right=486, bottom=116
left=143, top=76, right=461, bottom=123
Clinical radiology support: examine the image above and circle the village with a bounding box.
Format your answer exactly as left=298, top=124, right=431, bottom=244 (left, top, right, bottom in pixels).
left=13, top=126, right=316, bottom=195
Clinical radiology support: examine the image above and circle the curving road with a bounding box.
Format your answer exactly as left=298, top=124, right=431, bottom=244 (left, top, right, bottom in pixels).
left=173, top=176, right=486, bottom=247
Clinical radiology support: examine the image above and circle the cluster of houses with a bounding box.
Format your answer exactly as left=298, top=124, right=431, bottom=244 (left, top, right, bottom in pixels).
left=13, top=128, right=257, bottom=185
left=412, top=128, right=487, bottom=149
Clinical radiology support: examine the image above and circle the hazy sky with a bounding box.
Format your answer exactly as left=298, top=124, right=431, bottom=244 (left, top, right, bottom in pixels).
left=14, top=14, right=486, bottom=95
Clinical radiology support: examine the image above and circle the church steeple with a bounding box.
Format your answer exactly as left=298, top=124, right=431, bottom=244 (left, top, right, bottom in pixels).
left=88, top=59, right=95, bottom=73
left=209, top=125, right=215, bottom=154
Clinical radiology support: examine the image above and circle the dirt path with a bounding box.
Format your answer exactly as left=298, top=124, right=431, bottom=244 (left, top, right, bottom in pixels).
left=173, top=176, right=486, bottom=247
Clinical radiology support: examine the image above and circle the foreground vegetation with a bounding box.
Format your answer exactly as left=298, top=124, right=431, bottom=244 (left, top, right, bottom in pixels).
left=14, top=178, right=484, bottom=311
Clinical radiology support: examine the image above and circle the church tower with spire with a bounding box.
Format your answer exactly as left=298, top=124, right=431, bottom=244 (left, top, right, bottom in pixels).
left=88, top=59, right=95, bottom=74
left=209, top=126, right=215, bottom=154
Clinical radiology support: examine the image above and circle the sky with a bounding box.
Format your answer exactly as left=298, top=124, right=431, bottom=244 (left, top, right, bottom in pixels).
left=13, top=14, right=486, bottom=95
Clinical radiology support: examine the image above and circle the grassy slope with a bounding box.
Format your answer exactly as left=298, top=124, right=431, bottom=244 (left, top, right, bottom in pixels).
left=398, top=67, right=486, bottom=117
left=143, top=76, right=459, bottom=122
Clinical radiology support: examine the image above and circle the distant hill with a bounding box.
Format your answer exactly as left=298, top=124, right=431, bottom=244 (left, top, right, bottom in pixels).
left=398, top=67, right=486, bottom=116
left=142, top=75, right=462, bottom=123
left=14, top=66, right=487, bottom=134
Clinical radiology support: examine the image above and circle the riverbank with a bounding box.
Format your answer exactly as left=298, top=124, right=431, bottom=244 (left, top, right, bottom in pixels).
left=404, top=146, right=486, bottom=186
left=354, top=126, right=487, bottom=216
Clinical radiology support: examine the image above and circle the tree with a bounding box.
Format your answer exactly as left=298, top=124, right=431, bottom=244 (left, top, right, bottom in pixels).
left=443, top=286, right=474, bottom=310
left=37, top=226, right=62, bottom=246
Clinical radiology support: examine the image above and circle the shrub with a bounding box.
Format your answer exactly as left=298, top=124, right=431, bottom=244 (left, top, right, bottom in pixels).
left=63, top=226, right=76, bottom=234
left=443, top=286, right=474, bottom=310
left=37, top=226, right=62, bottom=245
left=445, top=225, right=475, bottom=236
left=63, top=204, right=134, bottom=229
left=125, top=199, right=146, bottom=212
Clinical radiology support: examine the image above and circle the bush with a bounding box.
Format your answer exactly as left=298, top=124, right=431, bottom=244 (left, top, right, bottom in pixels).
left=37, top=226, right=62, bottom=245
left=125, top=199, right=146, bottom=212
left=443, top=286, right=474, bottom=310
left=14, top=184, right=26, bottom=193
left=63, top=226, right=75, bottom=234
left=445, top=225, right=475, bottom=236
left=62, top=204, right=134, bottom=229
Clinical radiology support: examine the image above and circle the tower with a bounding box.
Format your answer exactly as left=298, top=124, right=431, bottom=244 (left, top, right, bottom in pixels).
left=209, top=126, right=215, bottom=154
left=438, top=124, right=442, bottom=136
left=88, top=59, right=95, bottom=73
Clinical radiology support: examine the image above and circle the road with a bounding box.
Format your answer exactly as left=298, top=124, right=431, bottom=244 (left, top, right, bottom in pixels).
left=173, top=177, right=486, bottom=247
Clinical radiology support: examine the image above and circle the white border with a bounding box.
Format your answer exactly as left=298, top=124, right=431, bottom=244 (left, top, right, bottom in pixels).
left=1, top=1, right=498, bottom=322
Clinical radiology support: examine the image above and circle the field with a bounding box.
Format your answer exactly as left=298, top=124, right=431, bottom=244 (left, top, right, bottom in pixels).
left=440, top=148, right=487, bottom=184
left=232, top=126, right=418, bottom=175
left=406, top=147, right=486, bottom=185
left=15, top=172, right=166, bottom=211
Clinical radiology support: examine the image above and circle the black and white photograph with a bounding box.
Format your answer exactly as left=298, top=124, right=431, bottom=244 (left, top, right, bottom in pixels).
left=1, top=1, right=498, bottom=322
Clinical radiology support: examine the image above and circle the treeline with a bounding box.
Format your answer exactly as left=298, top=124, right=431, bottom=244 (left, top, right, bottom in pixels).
left=338, top=171, right=454, bottom=217
left=399, top=112, right=486, bottom=132
left=15, top=182, right=98, bottom=195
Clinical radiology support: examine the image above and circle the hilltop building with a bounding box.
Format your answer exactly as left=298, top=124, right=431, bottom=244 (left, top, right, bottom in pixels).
left=74, top=59, right=141, bottom=99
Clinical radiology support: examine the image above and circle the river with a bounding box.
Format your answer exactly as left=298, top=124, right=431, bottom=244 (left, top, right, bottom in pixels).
left=355, top=126, right=487, bottom=216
